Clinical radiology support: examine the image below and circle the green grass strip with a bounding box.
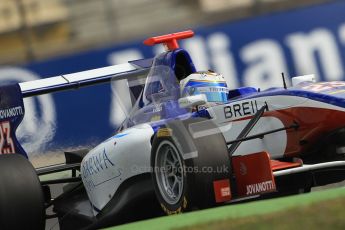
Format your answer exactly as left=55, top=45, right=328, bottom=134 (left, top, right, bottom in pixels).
left=178, top=195, right=345, bottom=230
left=107, top=187, right=345, bottom=230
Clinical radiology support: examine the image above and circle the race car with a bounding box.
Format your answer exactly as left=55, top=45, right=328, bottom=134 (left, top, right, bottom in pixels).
left=1, top=30, right=345, bottom=230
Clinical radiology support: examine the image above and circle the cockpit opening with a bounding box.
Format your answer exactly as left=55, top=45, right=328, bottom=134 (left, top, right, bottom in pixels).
left=174, top=51, right=196, bottom=81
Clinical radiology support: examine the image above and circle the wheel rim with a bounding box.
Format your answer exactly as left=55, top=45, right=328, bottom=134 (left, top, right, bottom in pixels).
left=155, top=140, right=184, bottom=205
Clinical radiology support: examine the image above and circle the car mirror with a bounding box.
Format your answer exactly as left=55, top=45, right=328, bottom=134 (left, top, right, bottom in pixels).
left=178, top=94, right=207, bottom=108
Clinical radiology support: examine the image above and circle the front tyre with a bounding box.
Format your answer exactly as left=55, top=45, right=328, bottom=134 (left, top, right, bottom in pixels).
left=153, top=138, right=188, bottom=214
left=151, top=118, right=231, bottom=215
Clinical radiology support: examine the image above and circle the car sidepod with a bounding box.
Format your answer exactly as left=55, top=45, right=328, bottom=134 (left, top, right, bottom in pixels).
left=81, top=123, right=154, bottom=215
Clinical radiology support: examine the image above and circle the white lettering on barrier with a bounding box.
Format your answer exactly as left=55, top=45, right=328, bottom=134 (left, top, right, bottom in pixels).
left=241, top=39, right=289, bottom=88
left=286, top=28, right=344, bottom=82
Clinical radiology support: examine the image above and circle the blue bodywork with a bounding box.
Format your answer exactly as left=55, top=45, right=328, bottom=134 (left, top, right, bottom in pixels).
left=0, top=84, right=27, bottom=157
left=227, top=85, right=345, bottom=108
left=121, top=48, right=345, bottom=133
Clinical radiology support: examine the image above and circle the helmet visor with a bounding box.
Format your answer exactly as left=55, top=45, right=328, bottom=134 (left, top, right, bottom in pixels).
left=183, top=81, right=228, bottom=103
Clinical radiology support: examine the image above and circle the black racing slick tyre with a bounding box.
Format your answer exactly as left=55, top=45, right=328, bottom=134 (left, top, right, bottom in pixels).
left=151, top=118, right=231, bottom=215
left=0, top=154, right=45, bottom=230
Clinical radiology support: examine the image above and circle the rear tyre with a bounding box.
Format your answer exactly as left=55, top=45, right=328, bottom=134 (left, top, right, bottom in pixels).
left=0, top=154, right=45, bottom=230
left=151, top=118, right=231, bottom=214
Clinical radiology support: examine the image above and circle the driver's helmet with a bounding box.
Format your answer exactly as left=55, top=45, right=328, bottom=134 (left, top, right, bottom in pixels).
left=180, top=71, right=228, bottom=105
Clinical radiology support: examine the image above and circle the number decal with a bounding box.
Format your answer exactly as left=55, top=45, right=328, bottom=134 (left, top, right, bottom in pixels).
left=0, top=121, right=15, bottom=154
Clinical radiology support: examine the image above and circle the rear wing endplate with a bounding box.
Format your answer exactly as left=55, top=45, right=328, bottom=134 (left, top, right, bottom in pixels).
left=0, top=84, right=26, bottom=156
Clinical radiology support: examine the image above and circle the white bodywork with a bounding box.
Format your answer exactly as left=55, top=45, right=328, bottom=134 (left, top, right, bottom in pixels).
left=80, top=123, right=154, bottom=214
left=80, top=93, right=345, bottom=215
left=209, top=94, right=345, bottom=158
left=291, top=74, right=316, bottom=87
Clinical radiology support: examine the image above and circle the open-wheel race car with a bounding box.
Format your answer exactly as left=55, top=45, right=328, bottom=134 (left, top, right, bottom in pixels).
left=1, top=30, right=345, bottom=230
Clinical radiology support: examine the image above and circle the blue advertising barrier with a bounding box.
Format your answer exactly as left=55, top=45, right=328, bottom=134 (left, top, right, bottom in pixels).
left=1, top=0, right=345, bottom=156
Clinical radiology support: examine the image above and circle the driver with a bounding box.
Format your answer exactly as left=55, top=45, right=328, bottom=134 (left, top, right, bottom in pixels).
left=180, top=71, right=229, bottom=107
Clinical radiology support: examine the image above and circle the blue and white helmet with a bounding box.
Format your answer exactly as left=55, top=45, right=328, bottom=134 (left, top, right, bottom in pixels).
left=180, top=71, right=228, bottom=104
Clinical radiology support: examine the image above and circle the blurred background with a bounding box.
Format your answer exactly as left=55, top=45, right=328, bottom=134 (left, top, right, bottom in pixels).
left=0, top=0, right=331, bottom=64
left=0, top=0, right=344, bottom=159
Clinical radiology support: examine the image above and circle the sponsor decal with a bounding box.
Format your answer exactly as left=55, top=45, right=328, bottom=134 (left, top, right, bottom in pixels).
left=0, top=106, right=24, bottom=119
left=150, top=115, right=161, bottom=121
left=157, top=128, right=173, bottom=137
left=233, top=152, right=276, bottom=197
left=213, top=179, right=231, bottom=203
left=82, top=148, right=121, bottom=192
left=160, top=203, right=181, bottom=215
left=0, top=121, right=15, bottom=154
left=221, top=187, right=231, bottom=197
left=198, top=86, right=228, bottom=93
left=239, top=162, right=247, bottom=176
left=182, top=196, right=188, bottom=209
left=160, top=196, right=187, bottom=215
left=82, top=148, right=115, bottom=178
left=246, top=180, right=275, bottom=195
left=223, top=100, right=268, bottom=119
left=152, top=104, right=162, bottom=113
